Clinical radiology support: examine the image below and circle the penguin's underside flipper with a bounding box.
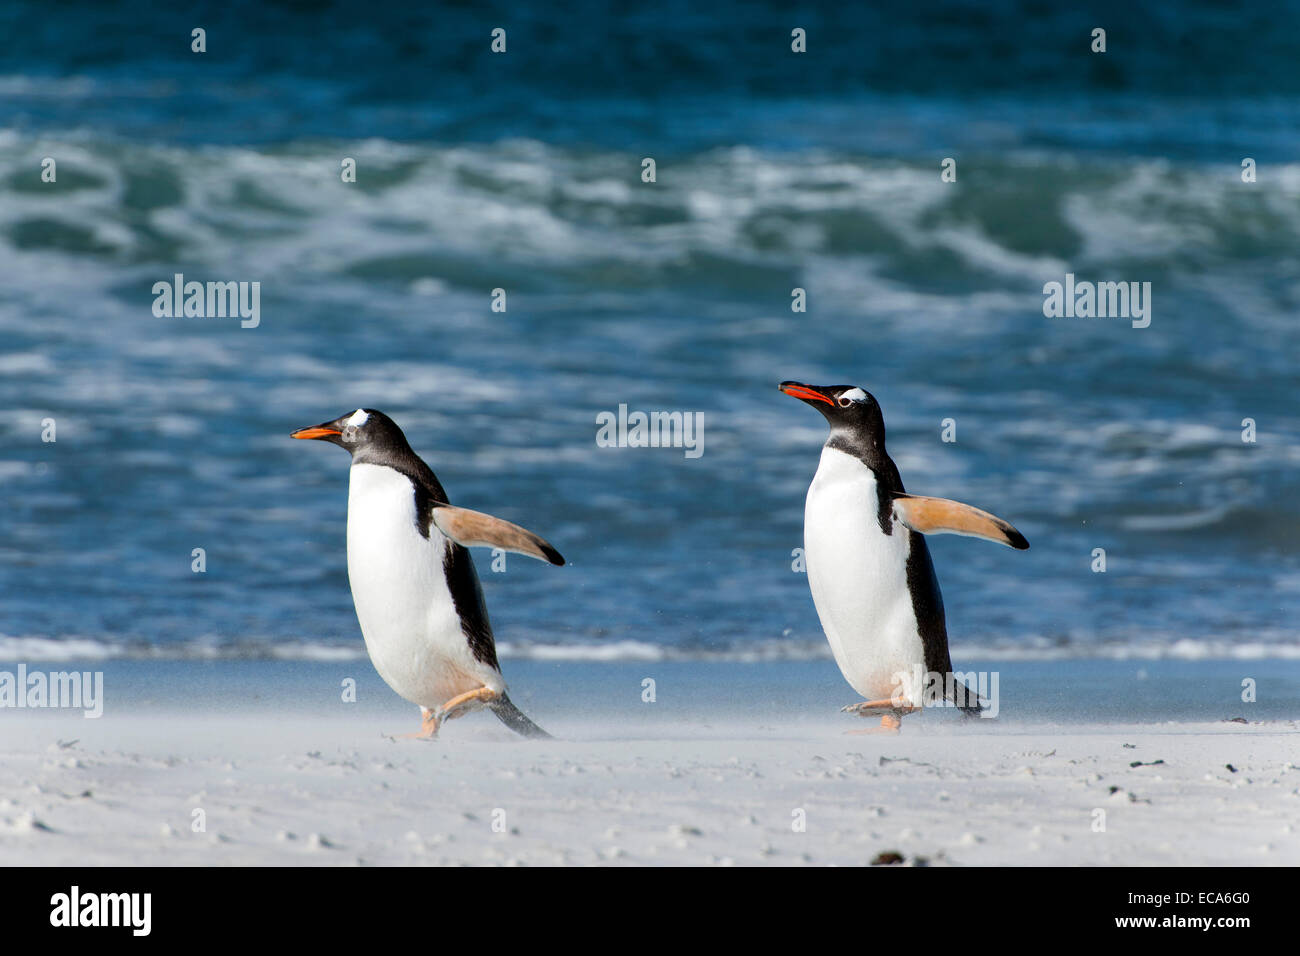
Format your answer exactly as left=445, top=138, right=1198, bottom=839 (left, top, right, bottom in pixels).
left=430, top=504, right=565, bottom=566
left=489, top=693, right=552, bottom=739
left=891, top=493, right=1029, bottom=550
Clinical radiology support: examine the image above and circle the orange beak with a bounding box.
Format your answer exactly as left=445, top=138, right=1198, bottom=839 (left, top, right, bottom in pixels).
left=290, top=426, right=342, bottom=440
left=779, top=382, right=834, bottom=406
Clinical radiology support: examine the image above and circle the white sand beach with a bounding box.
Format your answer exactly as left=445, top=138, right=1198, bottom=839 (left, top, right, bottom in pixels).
left=2, top=659, right=1296, bottom=866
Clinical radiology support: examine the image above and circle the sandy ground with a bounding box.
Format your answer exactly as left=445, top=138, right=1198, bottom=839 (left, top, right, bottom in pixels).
left=2, top=710, right=1297, bottom=866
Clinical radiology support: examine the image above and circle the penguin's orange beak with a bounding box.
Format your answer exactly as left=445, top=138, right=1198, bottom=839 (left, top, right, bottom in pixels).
left=291, top=426, right=342, bottom=440
left=779, top=382, right=834, bottom=405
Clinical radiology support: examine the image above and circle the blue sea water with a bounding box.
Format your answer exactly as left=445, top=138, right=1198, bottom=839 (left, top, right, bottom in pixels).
left=1, top=1, right=1298, bottom=666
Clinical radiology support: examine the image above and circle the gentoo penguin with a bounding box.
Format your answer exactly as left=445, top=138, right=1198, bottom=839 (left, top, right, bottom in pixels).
left=780, top=382, right=1028, bottom=732
left=291, top=408, right=562, bottom=740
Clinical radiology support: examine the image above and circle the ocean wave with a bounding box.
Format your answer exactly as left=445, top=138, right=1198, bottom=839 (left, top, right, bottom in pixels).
left=2, top=137, right=1296, bottom=308
left=2, top=633, right=1297, bottom=664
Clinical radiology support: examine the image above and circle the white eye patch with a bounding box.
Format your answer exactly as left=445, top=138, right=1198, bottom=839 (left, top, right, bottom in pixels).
left=346, top=409, right=369, bottom=427
left=838, top=387, right=868, bottom=404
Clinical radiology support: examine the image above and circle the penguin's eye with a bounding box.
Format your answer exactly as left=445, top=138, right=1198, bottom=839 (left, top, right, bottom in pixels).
left=838, top=396, right=852, bottom=407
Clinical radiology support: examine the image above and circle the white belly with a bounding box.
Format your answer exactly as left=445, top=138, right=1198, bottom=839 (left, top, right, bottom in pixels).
left=804, top=447, right=926, bottom=704
left=345, top=463, right=502, bottom=708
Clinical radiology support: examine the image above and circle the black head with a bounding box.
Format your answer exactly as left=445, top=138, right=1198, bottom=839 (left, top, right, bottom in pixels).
left=292, top=408, right=451, bottom=503
left=290, top=408, right=413, bottom=461
left=781, top=381, right=903, bottom=492
left=779, top=381, right=887, bottom=439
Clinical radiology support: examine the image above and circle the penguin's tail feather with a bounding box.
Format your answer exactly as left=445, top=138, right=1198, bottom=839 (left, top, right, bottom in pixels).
left=490, top=694, right=552, bottom=739
left=948, top=678, right=986, bottom=719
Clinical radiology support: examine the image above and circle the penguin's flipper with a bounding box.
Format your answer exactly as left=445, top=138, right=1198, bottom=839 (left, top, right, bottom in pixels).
left=430, top=504, right=565, bottom=565
left=891, top=493, right=1029, bottom=550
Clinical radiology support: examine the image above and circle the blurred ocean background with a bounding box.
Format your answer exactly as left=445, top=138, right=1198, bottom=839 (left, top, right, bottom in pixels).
left=2, top=1, right=1298, bottom=667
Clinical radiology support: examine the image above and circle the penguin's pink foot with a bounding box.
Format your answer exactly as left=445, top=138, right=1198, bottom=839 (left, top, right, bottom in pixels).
left=844, top=713, right=905, bottom=735
left=841, top=698, right=915, bottom=716
left=388, top=707, right=441, bottom=741
left=433, top=686, right=501, bottom=724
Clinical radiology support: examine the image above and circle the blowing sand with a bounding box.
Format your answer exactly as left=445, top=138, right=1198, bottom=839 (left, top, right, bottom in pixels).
left=2, top=706, right=1296, bottom=866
